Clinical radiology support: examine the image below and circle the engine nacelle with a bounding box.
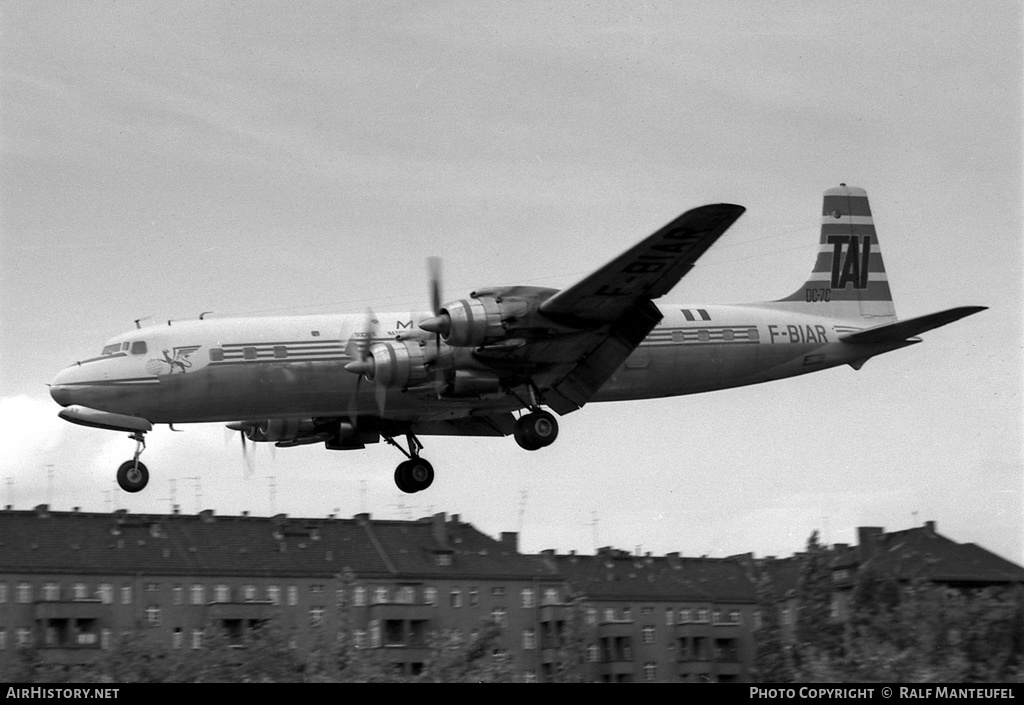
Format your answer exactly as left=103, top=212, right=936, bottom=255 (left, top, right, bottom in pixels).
left=363, top=341, right=431, bottom=388
left=245, top=418, right=311, bottom=442
left=439, top=296, right=531, bottom=348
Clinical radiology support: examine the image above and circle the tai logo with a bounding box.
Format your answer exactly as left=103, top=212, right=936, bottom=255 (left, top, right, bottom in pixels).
left=827, top=234, right=872, bottom=289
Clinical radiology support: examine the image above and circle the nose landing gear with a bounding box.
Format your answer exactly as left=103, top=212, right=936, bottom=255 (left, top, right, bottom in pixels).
left=116, top=432, right=149, bottom=493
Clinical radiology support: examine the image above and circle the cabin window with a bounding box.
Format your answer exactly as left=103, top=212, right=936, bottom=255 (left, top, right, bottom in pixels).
left=209, top=348, right=224, bottom=362
left=273, top=346, right=287, bottom=358
left=722, top=329, right=734, bottom=342
left=243, top=347, right=258, bottom=360
left=697, top=330, right=711, bottom=343
left=671, top=330, right=684, bottom=343
left=130, top=341, right=148, bottom=355
left=748, top=327, right=760, bottom=341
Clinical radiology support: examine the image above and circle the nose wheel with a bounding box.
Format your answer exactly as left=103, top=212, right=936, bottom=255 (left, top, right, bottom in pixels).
left=116, top=432, right=150, bottom=493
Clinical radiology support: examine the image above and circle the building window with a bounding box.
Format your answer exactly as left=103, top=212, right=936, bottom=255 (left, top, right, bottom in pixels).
left=424, top=587, right=437, bottom=606
left=310, top=607, right=325, bottom=627
left=214, top=585, right=230, bottom=603
left=604, top=608, right=615, bottom=622
left=0, top=629, right=5, bottom=649
left=172, top=629, right=183, bottom=649
left=191, top=584, right=205, bottom=605
left=98, top=584, right=112, bottom=604
left=336, top=588, right=347, bottom=607
left=696, top=609, right=709, bottom=623
left=679, top=608, right=691, bottom=623
left=665, top=608, right=674, bottom=626
left=100, top=629, right=111, bottom=650
left=17, top=628, right=32, bottom=648
left=373, top=587, right=389, bottom=605
left=173, top=584, right=183, bottom=605
left=543, top=587, right=559, bottom=605
left=73, top=583, right=88, bottom=600
left=146, top=582, right=160, bottom=592
left=267, top=585, right=280, bottom=605
left=121, top=585, right=133, bottom=605
left=0, top=584, right=6, bottom=604
left=729, top=610, right=741, bottom=624
left=522, top=629, right=536, bottom=650
left=491, top=607, right=508, bottom=627
left=353, top=586, right=366, bottom=607
left=244, top=585, right=257, bottom=602
left=369, top=620, right=381, bottom=648
left=288, top=585, right=298, bottom=606
left=146, top=606, right=161, bottom=627
left=491, top=586, right=505, bottom=597
left=436, top=553, right=452, bottom=566
left=310, top=584, right=324, bottom=594
left=521, top=588, right=535, bottom=609
left=712, top=609, right=722, bottom=624
left=43, top=583, right=60, bottom=601
left=354, top=630, right=367, bottom=649
left=396, top=586, right=414, bottom=604
left=586, top=608, right=597, bottom=625
left=469, top=587, right=479, bottom=607
left=623, top=607, right=631, bottom=621
left=451, top=588, right=462, bottom=608
left=588, top=644, right=599, bottom=662
left=524, top=670, right=537, bottom=683
left=191, top=629, right=202, bottom=649
left=642, top=625, right=655, bottom=644
left=644, top=663, right=657, bottom=682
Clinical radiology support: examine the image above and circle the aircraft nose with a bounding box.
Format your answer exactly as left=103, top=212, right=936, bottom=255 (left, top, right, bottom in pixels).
left=49, top=366, right=79, bottom=407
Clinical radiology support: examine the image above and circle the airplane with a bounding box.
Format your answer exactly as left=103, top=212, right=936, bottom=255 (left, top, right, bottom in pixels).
left=49, top=185, right=986, bottom=495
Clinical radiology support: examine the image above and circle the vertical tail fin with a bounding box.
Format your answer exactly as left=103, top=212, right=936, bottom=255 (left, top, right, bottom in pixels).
left=774, top=185, right=897, bottom=321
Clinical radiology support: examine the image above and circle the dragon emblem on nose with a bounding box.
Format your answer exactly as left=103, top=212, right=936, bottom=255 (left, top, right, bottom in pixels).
left=145, top=345, right=201, bottom=376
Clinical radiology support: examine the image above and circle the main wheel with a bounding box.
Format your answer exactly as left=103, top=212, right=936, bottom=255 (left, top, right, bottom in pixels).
left=116, top=460, right=149, bottom=493
left=396, top=458, right=434, bottom=493
left=514, top=411, right=559, bottom=451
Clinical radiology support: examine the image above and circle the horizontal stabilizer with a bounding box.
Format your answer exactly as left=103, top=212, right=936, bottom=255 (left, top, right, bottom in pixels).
left=839, top=306, right=987, bottom=345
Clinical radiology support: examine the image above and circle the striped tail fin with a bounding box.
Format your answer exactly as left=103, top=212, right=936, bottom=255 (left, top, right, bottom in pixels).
left=774, top=185, right=897, bottom=321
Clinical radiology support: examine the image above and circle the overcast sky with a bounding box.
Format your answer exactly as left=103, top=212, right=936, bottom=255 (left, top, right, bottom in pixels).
left=2, top=2, right=1021, bottom=564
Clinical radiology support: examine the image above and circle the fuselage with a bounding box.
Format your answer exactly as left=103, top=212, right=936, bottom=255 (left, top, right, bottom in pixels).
left=49, top=304, right=879, bottom=427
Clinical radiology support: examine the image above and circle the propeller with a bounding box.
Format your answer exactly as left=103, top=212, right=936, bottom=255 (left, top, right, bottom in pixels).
left=343, top=308, right=387, bottom=421
left=420, top=256, right=451, bottom=339
left=224, top=422, right=257, bottom=477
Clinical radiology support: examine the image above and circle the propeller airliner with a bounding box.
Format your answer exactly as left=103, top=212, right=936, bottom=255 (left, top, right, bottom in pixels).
left=50, top=185, right=985, bottom=494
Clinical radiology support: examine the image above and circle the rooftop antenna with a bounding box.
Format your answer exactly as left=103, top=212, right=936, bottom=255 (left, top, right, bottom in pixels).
left=184, top=477, right=201, bottom=513
left=5, top=477, right=13, bottom=508
left=45, top=465, right=54, bottom=505
left=517, top=490, right=528, bottom=533
left=133, top=315, right=152, bottom=330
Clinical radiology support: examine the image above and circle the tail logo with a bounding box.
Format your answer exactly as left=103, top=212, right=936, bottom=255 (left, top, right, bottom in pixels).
left=827, top=235, right=871, bottom=290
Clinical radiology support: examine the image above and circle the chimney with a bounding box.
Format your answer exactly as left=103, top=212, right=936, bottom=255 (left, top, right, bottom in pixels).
left=858, top=526, right=884, bottom=561
left=924, top=520, right=936, bottom=534
left=34, top=504, right=49, bottom=518
left=500, top=532, right=519, bottom=552
left=666, top=551, right=681, bottom=570
left=199, top=509, right=215, bottom=523
left=431, top=512, right=449, bottom=548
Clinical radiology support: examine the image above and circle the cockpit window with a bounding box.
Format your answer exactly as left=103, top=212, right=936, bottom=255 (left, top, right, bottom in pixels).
left=101, top=344, right=121, bottom=355
left=130, top=341, right=148, bottom=355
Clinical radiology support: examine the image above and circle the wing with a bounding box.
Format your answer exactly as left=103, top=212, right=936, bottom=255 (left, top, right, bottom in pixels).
left=539, top=203, right=745, bottom=325
left=475, top=203, right=745, bottom=414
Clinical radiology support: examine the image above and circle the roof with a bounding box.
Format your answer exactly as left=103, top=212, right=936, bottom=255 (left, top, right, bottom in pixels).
left=545, top=548, right=757, bottom=604
left=0, top=506, right=552, bottom=581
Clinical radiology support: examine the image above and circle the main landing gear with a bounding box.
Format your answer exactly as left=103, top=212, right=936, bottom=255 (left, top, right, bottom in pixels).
left=116, top=432, right=150, bottom=493
left=385, top=433, right=434, bottom=494
left=513, top=409, right=559, bottom=451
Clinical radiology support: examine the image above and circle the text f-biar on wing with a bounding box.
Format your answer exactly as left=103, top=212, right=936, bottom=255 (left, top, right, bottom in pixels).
left=539, top=203, right=745, bottom=325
